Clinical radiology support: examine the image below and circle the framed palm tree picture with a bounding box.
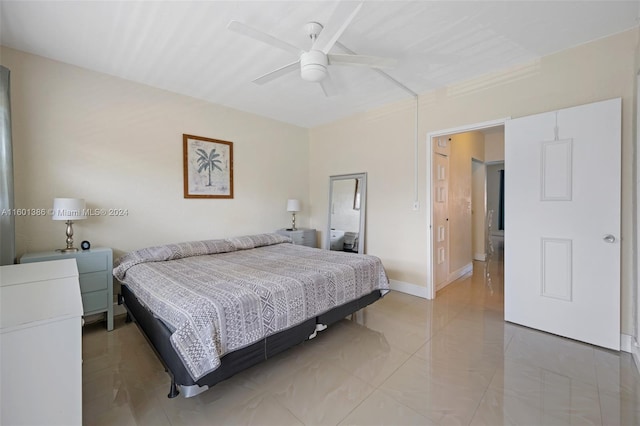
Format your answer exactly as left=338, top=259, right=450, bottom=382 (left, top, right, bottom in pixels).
left=183, top=134, right=234, bottom=198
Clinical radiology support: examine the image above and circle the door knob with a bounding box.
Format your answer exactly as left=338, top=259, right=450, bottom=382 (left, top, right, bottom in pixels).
left=603, top=234, right=616, bottom=243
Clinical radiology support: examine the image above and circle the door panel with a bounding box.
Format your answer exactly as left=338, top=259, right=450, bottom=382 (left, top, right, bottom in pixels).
left=433, top=138, right=450, bottom=290
left=505, top=98, right=621, bottom=350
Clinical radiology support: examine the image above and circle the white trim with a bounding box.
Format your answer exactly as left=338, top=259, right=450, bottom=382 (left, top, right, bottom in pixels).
left=426, top=117, right=511, bottom=300
left=474, top=253, right=487, bottom=261
left=621, top=333, right=633, bottom=352
left=437, top=262, right=473, bottom=291
left=388, top=279, right=428, bottom=299
left=634, top=72, right=640, bottom=377
left=428, top=118, right=512, bottom=139
left=632, top=341, right=640, bottom=375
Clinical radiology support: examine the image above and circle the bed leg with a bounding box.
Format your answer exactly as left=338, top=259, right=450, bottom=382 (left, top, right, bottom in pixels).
left=168, top=379, right=180, bottom=398
left=125, top=313, right=132, bottom=323
left=308, top=323, right=328, bottom=340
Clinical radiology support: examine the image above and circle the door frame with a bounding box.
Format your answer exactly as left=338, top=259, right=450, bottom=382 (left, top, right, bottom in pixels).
left=426, top=117, right=510, bottom=300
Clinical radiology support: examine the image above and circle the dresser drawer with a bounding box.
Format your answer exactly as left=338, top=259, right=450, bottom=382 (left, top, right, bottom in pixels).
left=79, top=271, right=107, bottom=293
left=275, top=228, right=316, bottom=248
left=81, top=290, right=108, bottom=314
left=75, top=254, right=108, bottom=274
left=290, top=233, right=304, bottom=244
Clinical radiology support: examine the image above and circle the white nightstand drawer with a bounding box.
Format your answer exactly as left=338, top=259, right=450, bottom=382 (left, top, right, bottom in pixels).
left=79, top=271, right=107, bottom=293
left=82, top=290, right=108, bottom=313
left=290, top=233, right=304, bottom=244
left=75, top=254, right=108, bottom=274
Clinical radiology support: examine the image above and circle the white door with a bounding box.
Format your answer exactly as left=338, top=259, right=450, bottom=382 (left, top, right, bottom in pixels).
left=505, top=98, right=621, bottom=350
left=433, top=137, right=450, bottom=290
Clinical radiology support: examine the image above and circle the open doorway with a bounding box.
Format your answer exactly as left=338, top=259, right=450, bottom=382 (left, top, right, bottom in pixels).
left=486, top=161, right=505, bottom=239
left=426, top=119, right=506, bottom=299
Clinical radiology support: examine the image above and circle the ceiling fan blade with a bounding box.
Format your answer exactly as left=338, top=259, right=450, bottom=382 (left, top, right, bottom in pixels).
left=328, top=53, right=396, bottom=69
left=252, top=61, right=300, bottom=85
left=228, top=20, right=302, bottom=56
left=312, top=1, right=363, bottom=54
left=319, top=75, right=337, bottom=97
left=335, top=41, right=417, bottom=96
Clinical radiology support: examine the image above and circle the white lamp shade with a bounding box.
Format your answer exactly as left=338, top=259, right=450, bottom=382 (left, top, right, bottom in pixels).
left=287, top=199, right=301, bottom=212
left=52, top=198, right=86, bottom=220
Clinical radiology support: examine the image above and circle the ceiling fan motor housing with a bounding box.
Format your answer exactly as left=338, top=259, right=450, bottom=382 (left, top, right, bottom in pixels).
left=300, top=50, right=328, bottom=82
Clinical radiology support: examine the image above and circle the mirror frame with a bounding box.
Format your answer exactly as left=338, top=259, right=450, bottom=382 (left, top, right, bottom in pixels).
left=326, top=172, right=367, bottom=254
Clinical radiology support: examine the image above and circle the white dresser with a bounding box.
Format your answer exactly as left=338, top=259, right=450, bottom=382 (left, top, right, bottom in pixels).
left=0, top=259, right=83, bottom=426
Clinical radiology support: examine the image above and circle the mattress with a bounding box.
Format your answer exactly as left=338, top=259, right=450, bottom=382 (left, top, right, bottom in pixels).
left=114, top=234, right=390, bottom=381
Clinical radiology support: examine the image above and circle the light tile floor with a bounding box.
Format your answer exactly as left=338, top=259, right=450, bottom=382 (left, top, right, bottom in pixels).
left=82, top=242, right=640, bottom=425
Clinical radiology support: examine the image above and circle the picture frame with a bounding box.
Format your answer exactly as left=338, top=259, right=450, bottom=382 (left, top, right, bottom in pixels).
left=183, top=134, right=234, bottom=199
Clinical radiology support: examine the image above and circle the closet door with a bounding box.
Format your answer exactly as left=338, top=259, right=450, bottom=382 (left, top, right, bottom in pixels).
left=433, top=137, right=450, bottom=291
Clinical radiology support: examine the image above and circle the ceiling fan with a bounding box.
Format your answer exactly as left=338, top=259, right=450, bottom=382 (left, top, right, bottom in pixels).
left=227, top=2, right=396, bottom=96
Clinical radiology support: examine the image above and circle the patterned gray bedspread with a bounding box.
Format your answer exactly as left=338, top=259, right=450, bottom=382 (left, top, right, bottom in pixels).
left=113, top=234, right=389, bottom=381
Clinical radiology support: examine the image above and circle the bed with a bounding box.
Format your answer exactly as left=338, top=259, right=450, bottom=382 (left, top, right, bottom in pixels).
left=114, top=233, right=389, bottom=398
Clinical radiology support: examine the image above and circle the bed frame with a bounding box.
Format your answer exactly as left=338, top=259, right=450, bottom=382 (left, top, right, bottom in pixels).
left=120, top=284, right=383, bottom=398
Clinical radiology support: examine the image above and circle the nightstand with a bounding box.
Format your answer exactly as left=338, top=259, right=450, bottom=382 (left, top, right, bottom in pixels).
left=276, top=228, right=317, bottom=248
left=20, top=247, right=114, bottom=331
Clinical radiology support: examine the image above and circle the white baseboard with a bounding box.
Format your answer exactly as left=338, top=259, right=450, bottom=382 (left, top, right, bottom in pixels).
left=622, top=334, right=640, bottom=374
left=474, top=253, right=486, bottom=261
left=632, top=340, right=640, bottom=375
left=388, top=279, right=428, bottom=299
left=621, top=333, right=633, bottom=352
left=437, top=262, right=473, bottom=291
left=449, top=262, right=473, bottom=283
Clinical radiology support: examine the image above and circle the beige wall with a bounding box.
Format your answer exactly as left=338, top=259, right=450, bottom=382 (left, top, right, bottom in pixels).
left=0, top=47, right=310, bottom=261
left=484, top=129, right=505, bottom=162
left=2, top=28, right=638, bottom=337
left=309, top=100, right=422, bottom=283
left=309, top=28, right=639, bottom=334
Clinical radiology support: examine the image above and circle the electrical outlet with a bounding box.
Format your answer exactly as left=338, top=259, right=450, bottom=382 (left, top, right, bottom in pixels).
left=412, top=201, right=420, bottom=211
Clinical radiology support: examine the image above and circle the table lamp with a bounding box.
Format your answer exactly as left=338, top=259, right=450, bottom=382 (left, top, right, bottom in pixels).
left=287, top=199, right=301, bottom=231
left=52, top=198, right=86, bottom=252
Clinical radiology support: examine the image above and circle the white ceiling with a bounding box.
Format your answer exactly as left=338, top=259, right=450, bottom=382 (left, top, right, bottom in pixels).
left=1, top=1, right=638, bottom=128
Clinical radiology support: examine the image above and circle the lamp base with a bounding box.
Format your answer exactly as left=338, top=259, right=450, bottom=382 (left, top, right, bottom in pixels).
left=57, top=247, right=79, bottom=253
left=57, top=220, right=79, bottom=253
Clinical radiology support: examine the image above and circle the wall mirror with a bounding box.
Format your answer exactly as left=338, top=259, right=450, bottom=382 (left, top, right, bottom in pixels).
left=327, top=173, right=367, bottom=254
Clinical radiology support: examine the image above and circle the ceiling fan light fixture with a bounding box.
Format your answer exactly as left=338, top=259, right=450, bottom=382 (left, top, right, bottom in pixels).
left=300, top=50, right=328, bottom=82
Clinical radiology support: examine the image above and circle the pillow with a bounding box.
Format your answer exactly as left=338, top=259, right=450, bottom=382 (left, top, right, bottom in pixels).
left=226, top=233, right=291, bottom=250
left=164, top=239, right=236, bottom=260
left=113, top=238, right=236, bottom=280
